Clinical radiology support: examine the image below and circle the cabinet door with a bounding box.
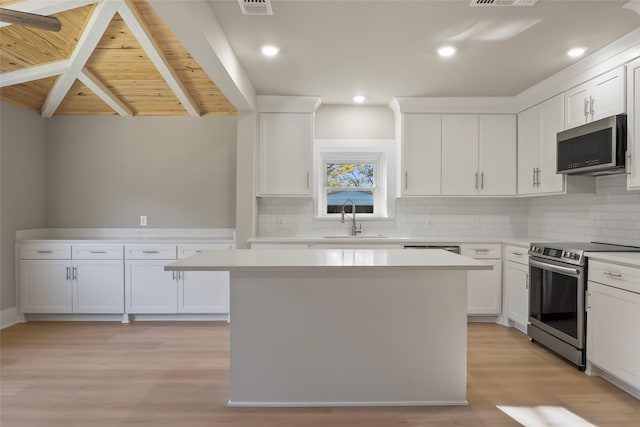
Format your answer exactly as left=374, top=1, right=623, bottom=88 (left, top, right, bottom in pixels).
left=627, top=58, right=640, bottom=190
left=517, top=106, right=540, bottom=195
left=565, top=83, right=590, bottom=130
left=401, top=114, right=441, bottom=196
left=587, top=281, right=640, bottom=389
left=467, top=259, right=502, bottom=315
left=258, top=113, right=313, bottom=196
left=125, top=261, right=177, bottom=314
left=178, top=271, right=229, bottom=314
left=478, top=115, right=516, bottom=196
left=20, top=260, right=72, bottom=313
left=442, top=114, right=479, bottom=195
left=73, top=260, right=124, bottom=314
left=506, top=261, right=529, bottom=327
left=539, top=94, right=565, bottom=194
left=591, top=66, right=625, bottom=122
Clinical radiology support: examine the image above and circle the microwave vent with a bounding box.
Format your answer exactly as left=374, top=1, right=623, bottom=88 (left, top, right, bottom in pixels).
left=238, top=0, right=273, bottom=15
left=470, top=0, right=538, bottom=6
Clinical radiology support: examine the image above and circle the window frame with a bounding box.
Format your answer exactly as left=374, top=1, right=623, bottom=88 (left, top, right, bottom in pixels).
left=314, top=139, right=396, bottom=220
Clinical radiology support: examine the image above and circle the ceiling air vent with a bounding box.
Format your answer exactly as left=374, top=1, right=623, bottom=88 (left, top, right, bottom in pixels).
left=470, top=0, right=538, bottom=6
left=238, top=0, right=273, bottom=15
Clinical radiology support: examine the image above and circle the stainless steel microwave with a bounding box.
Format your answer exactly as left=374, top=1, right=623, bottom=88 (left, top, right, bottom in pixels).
left=556, top=114, right=627, bottom=176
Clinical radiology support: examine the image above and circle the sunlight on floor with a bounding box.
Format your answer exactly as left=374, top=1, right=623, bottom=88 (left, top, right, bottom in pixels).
left=497, top=405, right=598, bottom=427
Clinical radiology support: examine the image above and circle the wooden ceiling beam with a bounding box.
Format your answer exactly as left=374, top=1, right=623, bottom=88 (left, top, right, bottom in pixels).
left=0, top=0, right=99, bottom=28
left=0, top=59, right=70, bottom=87
left=117, top=0, right=200, bottom=117
left=40, top=0, right=121, bottom=118
left=78, top=68, right=132, bottom=116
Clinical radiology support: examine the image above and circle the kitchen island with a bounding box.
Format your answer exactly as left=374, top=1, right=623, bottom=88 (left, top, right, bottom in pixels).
left=166, top=248, right=492, bottom=407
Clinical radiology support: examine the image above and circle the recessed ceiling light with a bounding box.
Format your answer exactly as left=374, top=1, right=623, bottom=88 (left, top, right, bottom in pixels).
left=353, top=95, right=366, bottom=104
left=567, top=47, right=586, bottom=58
left=437, top=45, right=457, bottom=58
left=261, top=45, right=280, bottom=57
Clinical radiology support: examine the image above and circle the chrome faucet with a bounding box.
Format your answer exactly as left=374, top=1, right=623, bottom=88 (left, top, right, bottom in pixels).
left=340, top=198, right=362, bottom=236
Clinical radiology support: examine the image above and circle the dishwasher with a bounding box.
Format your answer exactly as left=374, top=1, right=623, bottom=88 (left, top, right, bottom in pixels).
left=402, top=244, right=460, bottom=254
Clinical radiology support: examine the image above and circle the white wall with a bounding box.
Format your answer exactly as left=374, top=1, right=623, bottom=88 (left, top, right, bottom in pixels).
left=0, top=102, right=47, bottom=312
left=46, top=116, right=237, bottom=228
left=314, top=105, right=395, bottom=139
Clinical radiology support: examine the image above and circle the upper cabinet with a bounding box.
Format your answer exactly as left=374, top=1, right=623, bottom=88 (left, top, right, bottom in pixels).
left=627, top=58, right=640, bottom=190
left=400, top=114, right=442, bottom=196
left=517, top=94, right=566, bottom=196
left=565, top=66, right=626, bottom=130
left=257, top=96, right=321, bottom=197
left=441, top=114, right=516, bottom=196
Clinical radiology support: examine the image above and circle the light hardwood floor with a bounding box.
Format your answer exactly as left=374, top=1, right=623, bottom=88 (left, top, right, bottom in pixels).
left=1, top=322, right=639, bottom=426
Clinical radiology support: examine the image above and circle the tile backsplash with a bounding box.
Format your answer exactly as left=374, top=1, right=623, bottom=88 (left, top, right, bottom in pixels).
left=258, top=175, right=640, bottom=246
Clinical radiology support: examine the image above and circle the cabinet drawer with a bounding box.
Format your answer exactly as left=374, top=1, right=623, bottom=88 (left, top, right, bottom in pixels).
left=178, top=243, right=235, bottom=259
left=506, top=245, right=529, bottom=265
left=589, top=260, right=640, bottom=294
left=461, top=244, right=502, bottom=259
left=125, top=244, right=176, bottom=260
left=73, top=244, right=123, bottom=260
left=20, top=243, right=71, bottom=260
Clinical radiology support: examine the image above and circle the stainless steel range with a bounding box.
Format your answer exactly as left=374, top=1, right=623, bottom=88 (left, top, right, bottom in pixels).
left=527, top=242, right=640, bottom=370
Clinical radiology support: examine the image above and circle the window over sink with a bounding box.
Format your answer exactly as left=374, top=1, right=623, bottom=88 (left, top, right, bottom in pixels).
left=314, top=139, right=395, bottom=219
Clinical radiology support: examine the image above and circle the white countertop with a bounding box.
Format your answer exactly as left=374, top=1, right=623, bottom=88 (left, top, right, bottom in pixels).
left=15, top=228, right=236, bottom=244
left=165, top=248, right=494, bottom=271
left=586, top=252, right=640, bottom=268
left=249, top=236, right=541, bottom=247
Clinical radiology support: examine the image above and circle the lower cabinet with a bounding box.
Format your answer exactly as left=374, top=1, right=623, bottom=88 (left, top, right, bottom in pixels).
left=462, top=244, right=502, bottom=315
left=587, top=278, right=640, bottom=390
left=20, top=249, right=124, bottom=314
left=505, top=246, right=529, bottom=328
left=124, top=243, right=232, bottom=315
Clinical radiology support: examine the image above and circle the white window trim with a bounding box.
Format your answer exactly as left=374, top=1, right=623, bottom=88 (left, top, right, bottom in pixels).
left=314, top=139, right=396, bottom=220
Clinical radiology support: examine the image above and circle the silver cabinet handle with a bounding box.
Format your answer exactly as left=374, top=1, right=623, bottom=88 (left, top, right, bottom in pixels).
left=533, top=168, right=536, bottom=186
left=475, top=172, right=479, bottom=190
left=526, top=273, right=530, bottom=290
left=589, top=97, right=595, bottom=117
left=603, top=271, right=622, bottom=278
left=66, top=266, right=71, bottom=280
left=89, top=250, right=107, bottom=254
left=536, top=168, right=541, bottom=187
left=584, top=98, right=589, bottom=117
left=405, top=171, right=408, bottom=190
left=587, top=292, right=592, bottom=310
left=512, top=252, right=523, bottom=256
left=306, top=171, right=310, bottom=189
left=37, top=250, right=53, bottom=254
left=480, top=172, right=484, bottom=190
left=172, top=271, right=176, bottom=280
left=627, top=151, right=632, bottom=175
left=142, top=250, right=159, bottom=254
left=72, top=267, right=77, bottom=280
left=474, top=249, right=490, bottom=253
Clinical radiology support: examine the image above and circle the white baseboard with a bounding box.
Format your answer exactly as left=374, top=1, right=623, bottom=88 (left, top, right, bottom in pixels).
left=1, top=307, right=23, bottom=329
left=227, top=399, right=469, bottom=407
left=587, top=363, right=640, bottom=400
left=22, top=313, right=230, bottom=323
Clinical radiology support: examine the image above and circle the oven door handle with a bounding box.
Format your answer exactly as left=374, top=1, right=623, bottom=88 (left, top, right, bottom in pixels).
left=529, top=259, right=582, bottom=277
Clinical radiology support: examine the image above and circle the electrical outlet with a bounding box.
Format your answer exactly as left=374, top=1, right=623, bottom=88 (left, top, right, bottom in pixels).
left=140, top=215, right=147, bottom=227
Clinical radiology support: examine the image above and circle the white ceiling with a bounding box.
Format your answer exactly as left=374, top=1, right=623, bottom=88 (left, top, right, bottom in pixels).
left=207, top=0, right=640, bottom=105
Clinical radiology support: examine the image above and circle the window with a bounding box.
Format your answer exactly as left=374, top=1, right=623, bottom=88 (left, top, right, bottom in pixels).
left=314, top=139, right=396, bottom=219
left=325, top=162, right=376, bottom=214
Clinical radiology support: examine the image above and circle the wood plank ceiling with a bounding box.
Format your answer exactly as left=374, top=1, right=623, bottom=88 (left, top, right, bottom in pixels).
left=0, top=0, right=237, bottom=116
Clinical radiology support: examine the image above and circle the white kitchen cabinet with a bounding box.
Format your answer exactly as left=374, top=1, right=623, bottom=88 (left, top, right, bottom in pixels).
left=517, top=94, right=565, bottom=195
left=20, top=260, right=72, bottom=313
left=565, top=66, right=625, bottom=130
left=258, top=112, right=314, bottom=196
left=20, top=244, right=124, bottom=314
left=461, top=244, right=502, bottom=315
left=125, top=243, right=232, bottom=315
left=399, top=114, right=442, bottom=196
left=587, top=280, right=640, bottom=391
left=125, top=259, right=178, bottom=314
left=505, top=245, right=529, bottom=330
left=627, top=57, right=640, bottom=190
left=442, top=114, right=516, bottom=196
